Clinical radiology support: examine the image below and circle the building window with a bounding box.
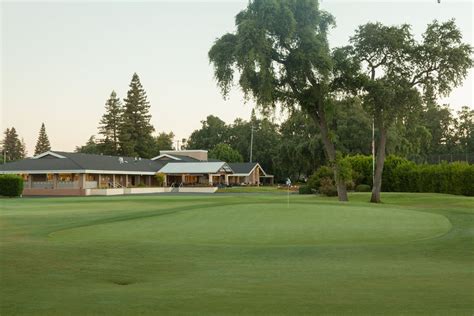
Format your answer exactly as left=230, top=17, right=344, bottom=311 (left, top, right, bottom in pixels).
left=59, top=174, right=73, bottom=181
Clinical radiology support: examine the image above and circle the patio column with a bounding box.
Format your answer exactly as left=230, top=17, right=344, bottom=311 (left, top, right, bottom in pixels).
left=112, top=175, right=116, bottom=188
left=79, top=174, right=85, bottom=189
left=256, top=168, right=260, bottom=186
left=52, top=174, right=58, bottom=189
left=208, top=174, right=213, bottom=186
left=147, top=175, right=152, bottom=187
left=98, top=174, right=102, bottom=188
left=225, top=174, right=229, bottom=185
left=27, top=174, right=32, bottom=189
left=125, top=175, right=129, bottom=187
left=163, top=175, right=167, bottom=187
left=181, top=174, right=186, bottom=185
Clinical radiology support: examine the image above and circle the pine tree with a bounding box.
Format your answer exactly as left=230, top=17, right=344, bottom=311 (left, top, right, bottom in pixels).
left=34, top=123, right=51, bottom=155
left=20, top=138, right=27, bottom=159
left=119, top=73, right=155, bottom=157
left=99, top=91, right=123, bottom=155
left=1, top=127, right=26, bottom=161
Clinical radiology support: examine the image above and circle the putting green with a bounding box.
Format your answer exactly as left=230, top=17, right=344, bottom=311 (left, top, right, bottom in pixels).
left=52, top=203, right=451, bottom=246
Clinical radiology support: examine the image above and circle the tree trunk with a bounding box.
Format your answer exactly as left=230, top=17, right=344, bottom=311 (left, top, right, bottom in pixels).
left=310, top=111, right=348, bottom=202
left=370, top=125, right=387, bottom=203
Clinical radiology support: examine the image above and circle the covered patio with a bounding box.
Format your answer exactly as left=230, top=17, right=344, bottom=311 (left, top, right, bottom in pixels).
left=159, top=162, right=233, bottom=187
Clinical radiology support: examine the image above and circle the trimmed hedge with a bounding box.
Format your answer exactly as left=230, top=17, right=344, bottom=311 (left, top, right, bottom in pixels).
left=344, top=154, right=473, bottom=196
left=388, top=160, right=474, bottom=196
left=0, top=175, right=24, bottom=197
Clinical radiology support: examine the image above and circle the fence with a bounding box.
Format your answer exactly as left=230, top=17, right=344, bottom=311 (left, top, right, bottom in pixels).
left=27, top=181, right=96, bottom=189
left=408, top=153, right=474, bottom=164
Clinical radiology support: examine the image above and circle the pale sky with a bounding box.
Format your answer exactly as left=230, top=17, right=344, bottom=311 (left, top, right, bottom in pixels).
left=1, top=0, right=473, bottom=154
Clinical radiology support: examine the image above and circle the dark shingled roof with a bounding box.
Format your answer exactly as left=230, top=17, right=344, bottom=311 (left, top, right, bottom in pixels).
left=155, top=154, right=223, bottom=163
left=227, top=162, right=263, bottom=175
left=0, top=151, right=266, bottom=176
left=0, top=151, right=165, bottom=173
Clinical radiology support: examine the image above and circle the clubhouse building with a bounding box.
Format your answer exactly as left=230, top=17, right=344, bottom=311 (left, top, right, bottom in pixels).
left=0, top=150, right=273, bottom=196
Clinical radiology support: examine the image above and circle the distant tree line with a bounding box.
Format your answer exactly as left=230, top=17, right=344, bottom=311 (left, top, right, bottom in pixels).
left=1, top=122, right=52, bottom=163
left=1, top=93, right=472, bottom=181
left=184, top=102, right=473, bottom=182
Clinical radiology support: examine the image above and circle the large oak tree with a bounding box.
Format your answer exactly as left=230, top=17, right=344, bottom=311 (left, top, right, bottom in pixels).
left=209, top=0, right=361, bottom=201
left=350, top=20, right=472, bottom=202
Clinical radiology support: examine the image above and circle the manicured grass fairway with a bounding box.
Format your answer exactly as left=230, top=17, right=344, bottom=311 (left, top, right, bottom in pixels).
left=0, top=193, right=473, bottom=315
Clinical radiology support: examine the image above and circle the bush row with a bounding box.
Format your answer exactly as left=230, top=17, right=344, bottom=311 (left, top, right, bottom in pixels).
left=0, top=175, right=24, bottom=197
left=380, top=158, right=473, bottom=196
left=304, top=155, right=473, bottom=196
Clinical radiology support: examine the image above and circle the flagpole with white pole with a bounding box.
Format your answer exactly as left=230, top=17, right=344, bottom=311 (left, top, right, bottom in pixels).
left=286, top=177, right=291, bottom=208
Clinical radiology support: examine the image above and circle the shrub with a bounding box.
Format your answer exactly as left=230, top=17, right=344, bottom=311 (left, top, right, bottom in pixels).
left=307, top=166, right=333, bottom=191
left=319, top=177, right=338, bottom=196
left=154, top=172, right=165, bottom=187
left=345, top=155, right=373, bottom=187
left=336, top=154, right=353, bottom=184
left=345, top=180, right=355, bottom=191
left=355, top=184, right=371, bottom=192
left=0, top=175, right=24, bottom=197
left=298, top=185, right=313, bottom=195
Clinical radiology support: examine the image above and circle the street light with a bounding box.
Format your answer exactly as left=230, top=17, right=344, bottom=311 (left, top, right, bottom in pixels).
left=249, top=125, right=254, bottom=163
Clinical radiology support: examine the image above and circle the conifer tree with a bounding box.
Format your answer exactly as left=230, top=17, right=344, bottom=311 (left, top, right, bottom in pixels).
left=119, top=73, right=155, bottom=157
left=99, top=91, right=122, bottom=155
left=34, top=123, right=51, bottom=155
left=1, top=127, right=26, bottom=161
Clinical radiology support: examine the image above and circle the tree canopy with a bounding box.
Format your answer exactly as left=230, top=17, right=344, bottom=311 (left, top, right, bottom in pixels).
left=75, top=136, right=101, bottom=154
left=153, top=132, right=175, bottom=153
left=209, top=143, right=243, bottom=163
left=350, top=19, right=473, bottom=202
left=186, top=115, right=229, bottom=150
left=209, top=0, right=364, bottom=201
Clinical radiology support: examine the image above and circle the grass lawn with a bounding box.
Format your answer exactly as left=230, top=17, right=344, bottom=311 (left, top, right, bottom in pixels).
left=0, top=193, right=473, bottom=315
left=216, top=185, right=287, bottom=193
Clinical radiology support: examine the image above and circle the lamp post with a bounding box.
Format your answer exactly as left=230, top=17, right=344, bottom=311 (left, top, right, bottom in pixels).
left=372, top=118, right=375, bottom=186
left=249, top=125, right=254, bottom=163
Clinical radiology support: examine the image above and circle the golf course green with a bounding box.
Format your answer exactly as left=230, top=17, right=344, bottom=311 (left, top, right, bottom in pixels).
left=1, top=193, right=473, bottom=315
